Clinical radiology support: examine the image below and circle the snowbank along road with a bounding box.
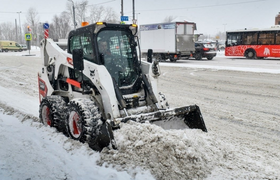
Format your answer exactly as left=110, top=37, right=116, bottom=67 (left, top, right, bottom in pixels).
left=0, top=51, right=280, bottom=180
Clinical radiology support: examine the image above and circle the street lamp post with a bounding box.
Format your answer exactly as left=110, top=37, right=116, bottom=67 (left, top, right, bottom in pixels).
left=223, top=24, right=227, bottom=40
left=136, top=13, right=140, bottom=25
left=15, top=19, right=18, bottom=42
left=68, top=0, right=76, bottom=30
left=17, top=11, right=22, bottom=43
left=223, top=24, right=227, bottom=32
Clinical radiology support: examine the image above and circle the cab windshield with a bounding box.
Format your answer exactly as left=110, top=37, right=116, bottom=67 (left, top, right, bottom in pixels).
left=97, top=30, right=139, bottom=87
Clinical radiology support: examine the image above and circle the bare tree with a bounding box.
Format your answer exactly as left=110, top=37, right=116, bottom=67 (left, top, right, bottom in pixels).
left=75, top=0, right=88, bottom=25
left=102, top=7, right=118, bottom=23
left=163, top=15, right=177, bottom=22
left=88, top=5, right=118, bottom=23
left=66, top=2, right=75, bottom=28
left=25, top=7, right=40, bottom=45
left=0, top=3, right=119, bottom=44
left=0, top=22, right=17, bottom=41
left=0, top=25, right=3, bottom=40
left=62, top=2, right=119, bottom=29
left=88, top=6, right=105, bottom=23
left=49, top=11, right=72, bottom=40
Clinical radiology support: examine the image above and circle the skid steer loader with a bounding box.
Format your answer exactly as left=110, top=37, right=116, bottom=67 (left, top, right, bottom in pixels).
left=38, top=22, right=207, bottom=151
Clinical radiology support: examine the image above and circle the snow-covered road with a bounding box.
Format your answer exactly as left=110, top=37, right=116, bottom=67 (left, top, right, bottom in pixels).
left=0, top=50, right=279, bottom=179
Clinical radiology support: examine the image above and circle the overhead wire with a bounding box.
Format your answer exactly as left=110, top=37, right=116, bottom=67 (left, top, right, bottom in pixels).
left=136, top=0, right=267, bottom=12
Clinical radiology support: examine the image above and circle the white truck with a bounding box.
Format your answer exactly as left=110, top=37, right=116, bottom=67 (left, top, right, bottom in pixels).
left=140, top=21, right=196, bottom=62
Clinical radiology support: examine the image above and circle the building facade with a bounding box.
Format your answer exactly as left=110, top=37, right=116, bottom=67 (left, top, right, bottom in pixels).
left=275, top=12, right=280, bottom=25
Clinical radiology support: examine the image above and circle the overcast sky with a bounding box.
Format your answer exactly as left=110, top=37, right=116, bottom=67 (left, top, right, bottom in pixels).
left=1, top=0, right=280, bottom=35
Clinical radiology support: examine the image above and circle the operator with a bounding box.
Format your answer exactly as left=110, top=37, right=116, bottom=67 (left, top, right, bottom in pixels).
left=98, top=38, right=123, bottom=84
left=98, top=39, right=111, bottom=56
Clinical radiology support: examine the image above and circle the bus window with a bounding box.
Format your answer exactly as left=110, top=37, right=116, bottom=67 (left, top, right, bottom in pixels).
left=227, top=33, right=242, bottom=46
left=258, top=31, right=275, bottom=45
left=275, top=31, right=280, bottom=44
left=242, top=32, right=258, bottom=45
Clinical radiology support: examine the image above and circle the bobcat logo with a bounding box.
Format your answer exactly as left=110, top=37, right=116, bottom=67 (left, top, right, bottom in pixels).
left=90, top=69, right=95, bottom=77
left=263, top=48, right=270, bottom=56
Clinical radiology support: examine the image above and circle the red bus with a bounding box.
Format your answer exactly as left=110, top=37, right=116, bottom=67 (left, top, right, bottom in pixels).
left=225, top=26, right=280, bottom=59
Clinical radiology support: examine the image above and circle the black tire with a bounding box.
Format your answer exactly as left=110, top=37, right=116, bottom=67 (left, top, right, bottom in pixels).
left=161, top=54, right=167, bottom=61
left=195, top=52, right=202, bottom=60
left=67, top=98, right=116, bottom=151
left=169, top=55, right=177, bottom=62
left=155, top=54, right=163, bottom=62
left=245, top=49, right=256, bottom=59
left=39, top=96, right=68, bottom=134
left=207, top=56, right=214, bottom=60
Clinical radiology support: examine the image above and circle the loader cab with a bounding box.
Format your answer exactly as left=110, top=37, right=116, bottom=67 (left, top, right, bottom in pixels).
left=68, top=30, right=96, bottom=63
left=68, top=23, right=142, bottom=94
left=96, top=29, right=140, bottom=88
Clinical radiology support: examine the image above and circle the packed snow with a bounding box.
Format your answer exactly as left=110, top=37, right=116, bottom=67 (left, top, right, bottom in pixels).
left=0, top=49, right=280, bottom=179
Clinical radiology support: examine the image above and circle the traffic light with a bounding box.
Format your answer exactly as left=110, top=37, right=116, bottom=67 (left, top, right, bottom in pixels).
left=27, top=26, right=32, bottom=32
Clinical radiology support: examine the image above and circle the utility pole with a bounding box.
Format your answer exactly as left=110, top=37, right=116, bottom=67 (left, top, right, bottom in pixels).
left=132, top=0, right=135, bottom=23
left=121, top=0, right=123, bottom=16
left=223, top=24, right=227, bottom=40
left=17, top=11, right=22, bottom=43
left=68, top=0, right=76, bottom=30
left=223, top=24, right=227, bottom=32
left=15, top=19, right=18, bottom=42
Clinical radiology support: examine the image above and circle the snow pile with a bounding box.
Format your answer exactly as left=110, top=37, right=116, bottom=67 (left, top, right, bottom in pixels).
left=99, top=121, right=229, bottom=180
left=0, top=109, right=154, bottom=180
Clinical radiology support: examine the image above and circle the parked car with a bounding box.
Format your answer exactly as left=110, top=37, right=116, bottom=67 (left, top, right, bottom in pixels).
left=20, top=44, right=28, bottom=51
left=192, top=42, right=217, bottom=60
left=219, top=42, right=225, bottom=50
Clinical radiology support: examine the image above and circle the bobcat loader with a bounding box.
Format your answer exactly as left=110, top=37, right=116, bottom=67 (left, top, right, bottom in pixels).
left=38, top=22, right=207, bottom=151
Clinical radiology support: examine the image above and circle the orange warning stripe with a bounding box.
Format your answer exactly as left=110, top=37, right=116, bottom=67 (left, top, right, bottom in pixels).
left=66, top=78, right=81, bottom=88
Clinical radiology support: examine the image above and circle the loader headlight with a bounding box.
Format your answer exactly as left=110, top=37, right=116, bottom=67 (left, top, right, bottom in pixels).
left=94, top=22, right=106, bottom=34
left=129, top=24, right=138, bottom=35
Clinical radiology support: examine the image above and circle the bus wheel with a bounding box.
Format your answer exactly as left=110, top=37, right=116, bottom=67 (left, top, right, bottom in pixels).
left=245, top=49, right=256, bottom=59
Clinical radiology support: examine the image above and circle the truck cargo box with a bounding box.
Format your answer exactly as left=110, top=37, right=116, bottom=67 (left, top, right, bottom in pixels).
left=140, top=22, right=196, bottom=62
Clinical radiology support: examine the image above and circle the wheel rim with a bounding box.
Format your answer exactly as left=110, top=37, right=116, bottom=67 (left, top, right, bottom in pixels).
left=68, top=111, right=82, bottom=138
left=248, top=51, right=253, bottom=58
left=156, top=54, right=162, bottom=61
left=42, top=105, right=51, bottom=126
